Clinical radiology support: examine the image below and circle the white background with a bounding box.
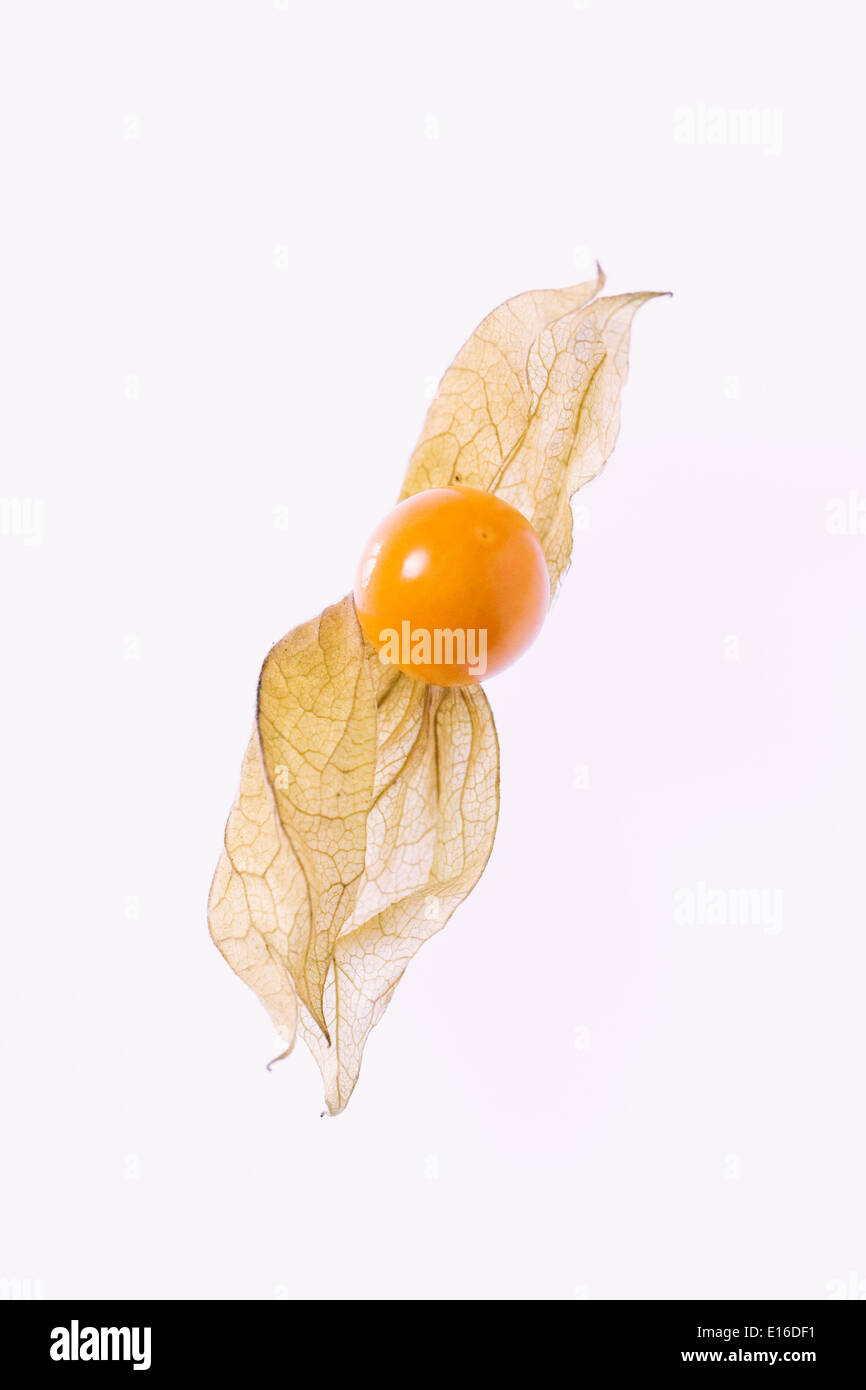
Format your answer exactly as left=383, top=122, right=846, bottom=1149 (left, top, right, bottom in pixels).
left=2, top=0, right=864, bottom=1300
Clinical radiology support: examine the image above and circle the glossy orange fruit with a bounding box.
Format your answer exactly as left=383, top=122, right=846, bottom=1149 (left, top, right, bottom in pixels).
left=353, top=486, right=550, bottom=685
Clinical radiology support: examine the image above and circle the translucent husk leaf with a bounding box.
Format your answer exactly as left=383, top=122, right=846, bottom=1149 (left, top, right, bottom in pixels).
left=300, top=660, right=499, bottom=1114
left=209, top=596, right=499, bottom=1113
left=399, top=267, right=668, bottom=593
left=208, top=734, right=305, bottom=1049
left=209, top=272, right=664, bottom=1112
left=256, top=598, right=378, bottom=1038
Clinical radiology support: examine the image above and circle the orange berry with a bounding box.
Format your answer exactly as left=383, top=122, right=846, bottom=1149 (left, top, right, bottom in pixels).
left=354, top=486, right=550, bottom=685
